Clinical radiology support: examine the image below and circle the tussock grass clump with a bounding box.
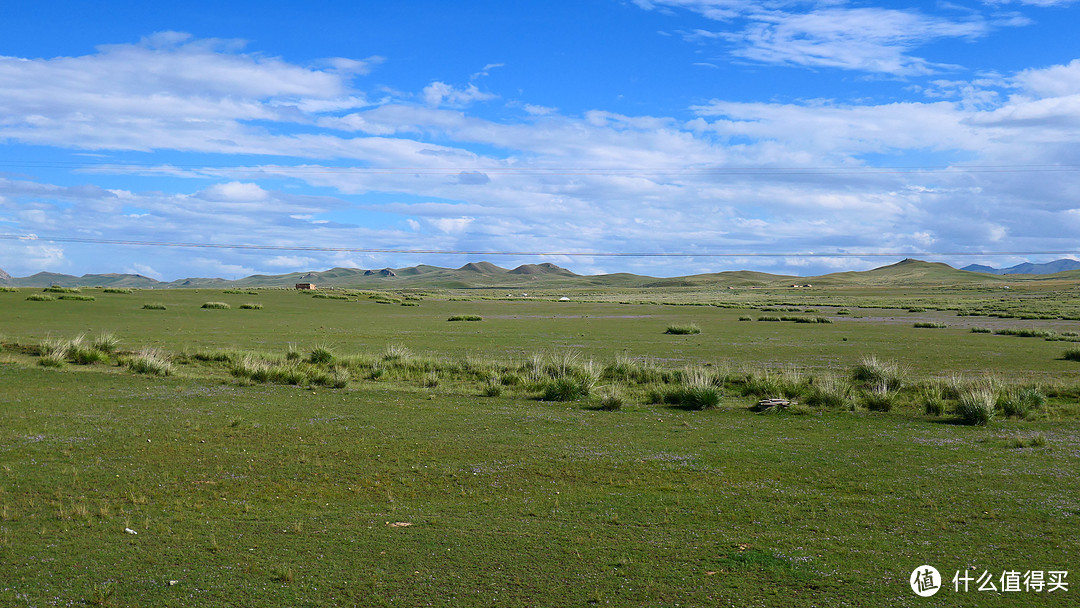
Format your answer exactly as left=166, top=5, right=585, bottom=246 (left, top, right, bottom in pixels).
left=955, top=383, right=996, bottom=426
left=597, top=389, right=625, bottom=411
left=665, top=323, right=701, bottom=335
left=1063, top=347, right=1080, bottom=362
left=918, top=382, right=947, bottom=416
left=970, top=327, right=992, bottom=334
left=481, top=378, right=503, bottom=397
left=123, top=349, right=173, bottom=376
left=230, top=355, right=348, bottom=388
left=312, top=293, right=350, bottom=300
left=58, top=295, right=95, bottom=301
left=382, top=344, right=412, bottom=363
left=851, top=356, right=904, bottom=391
left=756, top=316, right=781, bottom=322
left=541, top=376, right=594, bottom=401
left=995, top=328, right=1056, bottom=338
left=648, top=384, right=722, bottom=410
left=740, top=368, right=805, bottom=400
left=239, top=303, right=263, bottom=310
left=43, top=286, right=80, bottom=293
left=37, top=337, right=68, bottom=367
left=307, top=346, right=335, bottom=365
left=997, top=386, right=1046, bottom=419
left=26, top=294, right=55, bottom=301
left=861, top=380, right=896, bottom=412
left=447, top=315, right=483, bottom=321
left=103, top=288, right=133, bottom=294
left=913, top=322, right=946, bottom=328
left=804, top=375, right=852, bottom=410
left=201, top=301, right=231, bottom=309
left=421, top=371, right=440, bottom=388
left=738, top=315, right=753, bottom=321
left=67, top=335, right=104, bottom=365
left=92, top=331, right=120, bottom=353
left=141, top=303, right=167, bottom=310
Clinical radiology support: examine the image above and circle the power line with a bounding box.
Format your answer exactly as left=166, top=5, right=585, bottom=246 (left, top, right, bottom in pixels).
left=2, top=234, right=1076, bottom=259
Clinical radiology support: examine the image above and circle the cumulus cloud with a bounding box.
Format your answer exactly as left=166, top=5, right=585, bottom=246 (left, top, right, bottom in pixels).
left=3, top=32, right=1080, bottom=278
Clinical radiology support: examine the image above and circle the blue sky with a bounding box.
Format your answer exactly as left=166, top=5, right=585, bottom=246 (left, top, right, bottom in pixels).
left=2, top=0, right=1079, bottom=279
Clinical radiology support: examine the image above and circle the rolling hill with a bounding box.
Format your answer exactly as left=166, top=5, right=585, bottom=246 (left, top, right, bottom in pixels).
left=0, top=258, right=1068, bottom=290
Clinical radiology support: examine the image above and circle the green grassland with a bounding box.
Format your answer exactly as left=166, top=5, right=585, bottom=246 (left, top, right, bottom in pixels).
left=2, top=279, right=1080, bottom=606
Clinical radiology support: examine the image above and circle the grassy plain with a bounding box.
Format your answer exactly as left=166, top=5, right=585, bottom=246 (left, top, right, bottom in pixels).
left=2, top=282, right=1079, bottom=606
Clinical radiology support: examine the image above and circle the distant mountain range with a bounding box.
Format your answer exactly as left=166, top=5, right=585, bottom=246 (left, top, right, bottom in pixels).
left=1, top=258, right=1078, bottom=290
left=960, top=259, right=1080, bottom=275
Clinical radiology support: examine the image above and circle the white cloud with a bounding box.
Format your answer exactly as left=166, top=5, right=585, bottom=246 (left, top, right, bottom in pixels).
left=422, top=82, right=497, bottom=107
left=635, top=1, right=1005, bottom=75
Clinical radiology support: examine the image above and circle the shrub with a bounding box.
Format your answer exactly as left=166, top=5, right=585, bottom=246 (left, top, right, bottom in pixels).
left=1063, top=347, right=1080, bottom=362
left=756, top=316, right=781, bottom=322
left=103, top=288, right=133, bottom=294
left=58, top=295, right=95, bottom=301
left=141, top=303, right=167, bottom=310
left=43, top=286, right=79, bottom=293
left=201, top=301, right=230, bottom=309
left=738, top=316, right=753, bottom=321
left=26, top=294, right=55, bottom=301
left=970, top=327, right=992, bottom=334
left=665, top=323, right=701, bottom=335
left=913, top=322, right=946, bottom=329
left=239, top=303, right=263, bottom=310
left=955, top=384, right=996, bottom=426
left=447, top=315, right=483, bottom=321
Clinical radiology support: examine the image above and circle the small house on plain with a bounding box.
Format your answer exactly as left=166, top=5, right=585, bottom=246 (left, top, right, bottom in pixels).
left=295, top=282, right=316, bottom=290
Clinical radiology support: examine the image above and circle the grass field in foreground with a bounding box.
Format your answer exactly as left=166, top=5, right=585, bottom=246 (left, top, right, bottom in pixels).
left=1, top=287, right=1079, bottom=606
